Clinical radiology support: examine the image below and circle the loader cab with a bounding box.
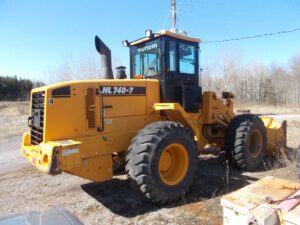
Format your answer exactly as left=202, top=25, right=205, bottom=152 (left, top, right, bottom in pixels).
left=127, top=30, right=202, bottom=112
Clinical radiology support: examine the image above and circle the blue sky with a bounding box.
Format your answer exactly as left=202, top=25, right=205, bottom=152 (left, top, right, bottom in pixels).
left=0, top=0, right=300, bottom=81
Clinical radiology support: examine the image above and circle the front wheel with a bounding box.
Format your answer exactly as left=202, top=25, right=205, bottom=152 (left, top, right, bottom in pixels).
left=125, top=121, right=198, bottom=205
left=225, top=114, right=267, bottom=171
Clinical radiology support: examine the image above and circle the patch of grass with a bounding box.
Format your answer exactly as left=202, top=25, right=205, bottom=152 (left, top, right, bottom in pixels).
left=16, top=102, right=30, bottom=115
left=0, top=102, right=29, bottom=142
left=235, top=104, right=300, bottom=114
left=262, top=146, right=298, bottom=180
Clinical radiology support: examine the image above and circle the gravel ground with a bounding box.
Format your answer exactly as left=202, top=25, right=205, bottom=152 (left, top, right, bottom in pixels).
left=0, top=102, right=299, bottom=225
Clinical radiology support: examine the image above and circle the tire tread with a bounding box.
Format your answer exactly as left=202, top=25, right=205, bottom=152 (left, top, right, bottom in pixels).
left=125, top=121, right=198, bottom=205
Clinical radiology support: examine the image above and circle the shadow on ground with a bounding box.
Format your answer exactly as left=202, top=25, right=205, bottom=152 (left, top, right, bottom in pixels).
left=81, top=178, right=158, bottom=217
left=81, top=149, right=265, bottom=217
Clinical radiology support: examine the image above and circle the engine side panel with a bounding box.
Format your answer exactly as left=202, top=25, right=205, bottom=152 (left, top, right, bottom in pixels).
left=41, top=79, right=159, bottom=143
left=23, top=79, right=160, bottom=182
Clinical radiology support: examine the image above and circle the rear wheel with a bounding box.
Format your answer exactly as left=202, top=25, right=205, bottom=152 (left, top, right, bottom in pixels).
left=125, top=121, right=198, bottom=205
left=225, top=114, right=267, bottom=171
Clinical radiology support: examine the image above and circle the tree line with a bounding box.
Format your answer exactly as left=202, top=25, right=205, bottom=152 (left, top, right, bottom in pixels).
left=0, top=76, right=44, bottom=101
left=201, top=53, right=300, bottom=106
left=39, top=52, right=300, bottom=106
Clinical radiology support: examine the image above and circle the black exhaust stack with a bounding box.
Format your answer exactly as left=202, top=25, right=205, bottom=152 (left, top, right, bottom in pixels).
left=95, top=36, right=114, bottom=79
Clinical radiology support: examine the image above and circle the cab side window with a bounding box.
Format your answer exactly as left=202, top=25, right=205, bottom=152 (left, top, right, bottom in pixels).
left=179, top=43, right=195, bottom=74
left=169, top=41, right=177, bottom=72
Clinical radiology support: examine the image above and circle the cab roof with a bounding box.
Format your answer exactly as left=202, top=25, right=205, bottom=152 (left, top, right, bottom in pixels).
left=130, top=30, right=201, bottom=46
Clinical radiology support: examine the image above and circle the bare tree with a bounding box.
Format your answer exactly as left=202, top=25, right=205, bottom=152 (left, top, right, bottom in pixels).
left=45, top=53, right=123, bottom=83
left=202, top=51, right=300, bottom=106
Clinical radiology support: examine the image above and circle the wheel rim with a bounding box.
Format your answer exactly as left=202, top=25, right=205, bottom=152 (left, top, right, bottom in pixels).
left=159, top=143, right=189, bottom=186
left=248, top=129, right=263, bottom=158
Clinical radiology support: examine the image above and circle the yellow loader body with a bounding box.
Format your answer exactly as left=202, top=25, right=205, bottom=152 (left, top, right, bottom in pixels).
left=19, top=28, right=290, bottom=205
left=21, top=79, right=160, bottom=181
left=21, top=79, right=286, bottom=183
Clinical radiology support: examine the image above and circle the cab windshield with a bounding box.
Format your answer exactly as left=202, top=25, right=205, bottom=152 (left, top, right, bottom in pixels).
left=131, top=40, right=161, bottom=77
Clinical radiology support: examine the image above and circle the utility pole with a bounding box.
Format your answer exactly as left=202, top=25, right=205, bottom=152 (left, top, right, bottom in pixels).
left=171, top=0, right=177, bottom=32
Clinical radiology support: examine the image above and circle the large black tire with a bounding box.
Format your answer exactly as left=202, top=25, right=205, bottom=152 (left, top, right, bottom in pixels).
left=125, top=121, right=198, bottom=205
left=225, top=114, right=267, bottom=171
left=297, top=148, right=300, bottom=179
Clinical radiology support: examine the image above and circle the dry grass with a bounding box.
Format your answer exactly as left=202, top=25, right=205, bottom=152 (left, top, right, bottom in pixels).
left=0, top=102, right=29, bottom=143
left=0, top=101, right=299, bottom=224
left=287, top=121, right=300, bottom=148
left=235, top=104, right=300, bottom=114
left=0, top=101, right=29, bottom=114
left=261, top=119, right=300, bottom=180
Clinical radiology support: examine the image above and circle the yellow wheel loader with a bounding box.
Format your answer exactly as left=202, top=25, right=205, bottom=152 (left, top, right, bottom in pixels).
left=21, top=30, right=287, bottom=205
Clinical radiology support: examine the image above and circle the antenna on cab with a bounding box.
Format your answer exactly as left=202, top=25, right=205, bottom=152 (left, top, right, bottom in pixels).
left=170, top=0, right=187, bottom=35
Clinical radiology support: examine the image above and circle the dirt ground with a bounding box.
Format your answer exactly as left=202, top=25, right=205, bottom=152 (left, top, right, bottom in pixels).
left=0, top=102, right=299, bottom=225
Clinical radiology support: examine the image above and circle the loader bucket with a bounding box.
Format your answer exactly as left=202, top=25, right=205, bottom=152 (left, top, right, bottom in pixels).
left=260, top=116, right=287, bottom=155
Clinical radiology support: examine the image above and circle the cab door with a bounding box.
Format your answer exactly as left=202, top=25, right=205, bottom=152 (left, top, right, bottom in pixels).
left=163, top=37, right=201, bottom=112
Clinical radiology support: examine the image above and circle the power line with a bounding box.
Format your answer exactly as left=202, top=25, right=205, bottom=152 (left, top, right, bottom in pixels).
left=161, top=9, right=171, bottom=30
left=202, top=28, right=300, bottom=44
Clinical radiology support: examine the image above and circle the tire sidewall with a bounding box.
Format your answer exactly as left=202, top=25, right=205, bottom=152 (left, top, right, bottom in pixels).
left=225, top=114, right=267, bottom=171
left=244, top=120, right=266, bottom=169
left=125, top=121, right=198, bottom=204
left=150, top=128, right=197, bottom=195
